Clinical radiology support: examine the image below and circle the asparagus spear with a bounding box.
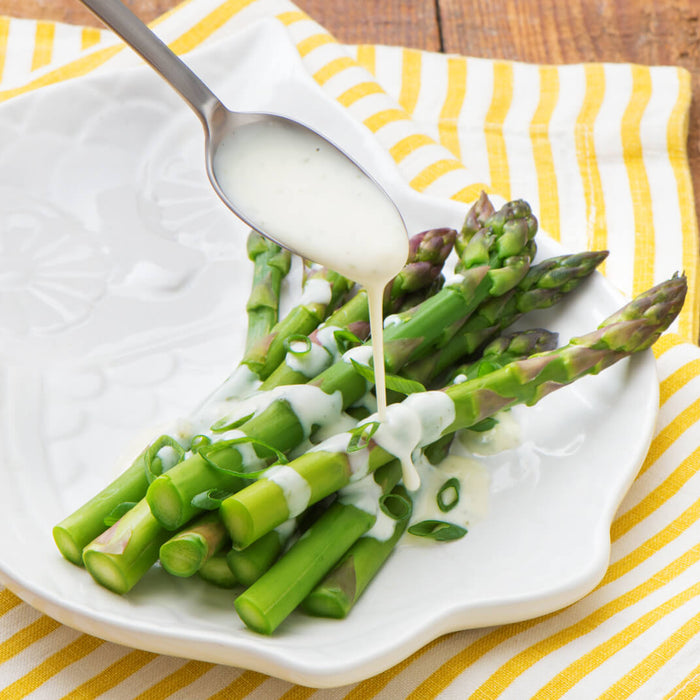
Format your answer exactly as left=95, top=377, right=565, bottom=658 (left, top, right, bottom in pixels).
left=383, top=227, right=456, bottom=313
left=198, top=552, right=238, bottom=588
left=216, top=263, right=353, bottom=392
left=82, top=499, right=170, bottom=594
left=226, top=521, right=296, bottom=586
left=300, top=330, right=556, bottom=620
left=448, top=327, right=559, bottom=383
left=51, top=266, right=349, bottom=566
left=227, top=495, right=339, bottom=586
left=244, top=231, right=292, bottom=351
left=301, top=484, right=411, bottom=619
left=261, top=227, right=457, bottom=389
left=159, top=511, right=229, bottom=578
left=234, top=461, right=402, bottom=634
left=220, top=274, right=686, bottom=550
left=53, top=448, right=163, bottom=566
left=402, top=250, right=608, bottom=385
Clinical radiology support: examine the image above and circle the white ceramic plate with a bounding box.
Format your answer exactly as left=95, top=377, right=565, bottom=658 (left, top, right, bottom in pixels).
left=0, top=20, right=657, bottom=687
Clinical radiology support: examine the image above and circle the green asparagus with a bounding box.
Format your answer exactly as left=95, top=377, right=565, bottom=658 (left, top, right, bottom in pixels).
left=198, top=552, right=238, bottom=588
left=220, top=274, right=686, bottom=550
left=402, top=250, right=608, bottom=386
left=301, top=484, right=411, bottom=619
left=244, top=230, right=292, bottom=351
left=159, top=511, right=230, bottom=578
left=234, top=461, right=402, bottom=634
left=52, top=266, right=348, bottom=565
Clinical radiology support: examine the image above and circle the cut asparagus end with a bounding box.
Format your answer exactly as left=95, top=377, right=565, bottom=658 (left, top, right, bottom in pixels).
left=146, top=475, right=187, bottom=531
left=234, top=595, right=273, bottom=635
left=220, top=478, right=292, bottom=550
left=159, top=534, right=208, bottom=577
left=226, top=529, right=285, bottom=586
left=198, top=554, right=238, bottom=589
left=52, top=526, right=84, bottom=567
left=220, top=497, right=259, bottom=550
left=82, top=551, right=131, bottom=595
left=302, top=587, right=349, bottom=619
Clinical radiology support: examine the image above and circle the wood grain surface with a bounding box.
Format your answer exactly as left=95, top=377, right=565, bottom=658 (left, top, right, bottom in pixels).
left=2, top=0, right=698, bottom=225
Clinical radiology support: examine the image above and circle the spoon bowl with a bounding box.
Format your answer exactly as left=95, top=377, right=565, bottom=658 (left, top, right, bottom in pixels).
left=79, top=0, right=407, bottom=263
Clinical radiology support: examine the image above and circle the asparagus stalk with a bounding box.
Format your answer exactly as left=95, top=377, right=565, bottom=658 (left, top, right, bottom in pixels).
left=146, top=223, right=482, bottom=531
left=227, top=495, right=340, bottom=586
left=226, top=523, right=293, bottom=586
left=234, top=461, right=402, bottom=634
left=159, top=511, right=230, bottom=578
left=301, top=484, right=411, bottom=619
left=300, top=330, right=556, bottom=620
left=220, top=274, right=686, bottom=550
left=244, top=230, right=292, bottom=351
left=261, top=227, right=457, bottom=390
left=402, top=250, right=608, bottom=386
left=448, top=328, right=559, bottom=383
left=383, top=227, right=456, bottom=313
left=52, top=267, right=348, bottom=565
left=198, top=552, right=238, bottom=588
left=82, top=499, right=170, bottom=594
left=215, top=264, right=353, bottom=392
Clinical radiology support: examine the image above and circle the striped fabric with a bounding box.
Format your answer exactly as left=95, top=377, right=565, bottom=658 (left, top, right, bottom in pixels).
left=0, top=1, right=698, bottom=697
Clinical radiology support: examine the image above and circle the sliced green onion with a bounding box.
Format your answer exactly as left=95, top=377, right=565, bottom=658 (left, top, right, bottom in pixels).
left=347, top=421, right=380, bottom=453
left=350, top=359, right=426, bottom=396
left=190, top=434, right=211, bottom=453
left=103, top=501, right=137, bottom=527
left=332, top=329, right=363, bottom=353
left=379, top=493, right=412, bottom=521
left=284, top=334, right=312, bottom=355
left=191, top=488, right=239, bottom=510
left=144, top=435, right=186, bottom=483
left=197, top=436, right=288, bottom=477
left=468, top=417, right=498, bottom=432
left=210, top=411, right=255, bottom=433
left=437, top=478, right=460, bottom=512
left=407, top=520, right=467, bottom=542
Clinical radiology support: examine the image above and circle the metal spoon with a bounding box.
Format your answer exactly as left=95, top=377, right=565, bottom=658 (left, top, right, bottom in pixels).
left=78, top=0, right=406, bottom=257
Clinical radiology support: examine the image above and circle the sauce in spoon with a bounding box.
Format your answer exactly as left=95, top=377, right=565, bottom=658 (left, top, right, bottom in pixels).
left=213, top=119, right=409, bottom=418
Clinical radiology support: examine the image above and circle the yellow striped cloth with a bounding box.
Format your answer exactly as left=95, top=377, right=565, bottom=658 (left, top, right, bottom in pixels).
left=1, top=1, right=699, bottom=698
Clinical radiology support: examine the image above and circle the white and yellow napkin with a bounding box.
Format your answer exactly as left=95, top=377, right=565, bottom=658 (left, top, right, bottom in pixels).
left=1, top=1, right=699, bottom=697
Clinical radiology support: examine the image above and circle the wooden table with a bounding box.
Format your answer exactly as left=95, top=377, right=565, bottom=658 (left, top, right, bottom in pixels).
left=3, top=0, right=698, bottom=221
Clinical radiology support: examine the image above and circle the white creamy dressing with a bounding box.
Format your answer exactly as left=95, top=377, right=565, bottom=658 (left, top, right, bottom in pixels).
left=407, top=453, right=490, bottom=540
left=338, top=475, right=396, bottom=541
left=310, top=411, right=361, bottom=444
left=456, top=410, right=522, bottom=456
left=213, top=119, right=409, bottom=419
left=284, top=339, right=330, bottom=378
left=263, top=465, right=312, bottom=517
left=209, top=384, right=344, bottom=440
left=369, top=391, right=457, bottom=491
left=196, top=364, right=262, bottom=409
left=298, top=277, right=333, bottom=306
left=308, top=389, right=456, bottom=491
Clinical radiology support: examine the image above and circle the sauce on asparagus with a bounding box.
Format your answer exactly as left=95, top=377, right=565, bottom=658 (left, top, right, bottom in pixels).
left=213, top=119, right=409, bottom=419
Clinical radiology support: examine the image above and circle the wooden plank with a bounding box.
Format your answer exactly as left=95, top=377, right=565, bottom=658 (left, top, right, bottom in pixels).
left=439, top=0, right=700, bottom=236
left=0, top=0, right=175, bottom=26
left=297, top=0, right=440, bottom=50
left=1, top=0, right=697, bottom=227
left=0, top=1, right=441, bottom=50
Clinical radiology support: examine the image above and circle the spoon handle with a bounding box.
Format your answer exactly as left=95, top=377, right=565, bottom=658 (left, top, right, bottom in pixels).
left=79, top=0, right=222, bottom=125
